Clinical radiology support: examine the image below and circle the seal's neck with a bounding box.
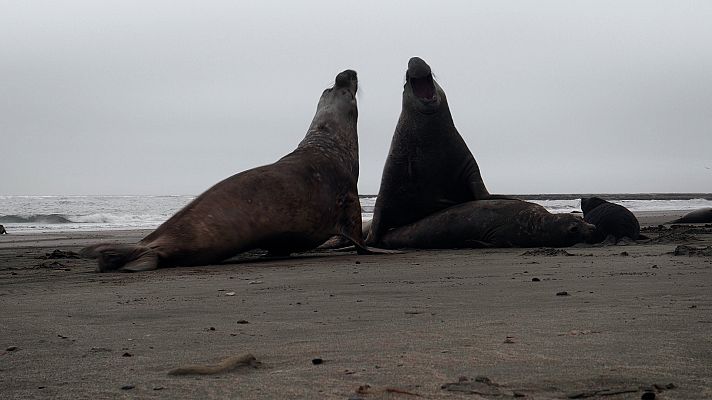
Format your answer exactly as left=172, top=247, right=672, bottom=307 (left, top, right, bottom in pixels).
left=296, top=103, right=359, bottom=176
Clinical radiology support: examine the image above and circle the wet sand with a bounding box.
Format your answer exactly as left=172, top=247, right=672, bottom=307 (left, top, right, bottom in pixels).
left=1, top=211, right=711, bottom=399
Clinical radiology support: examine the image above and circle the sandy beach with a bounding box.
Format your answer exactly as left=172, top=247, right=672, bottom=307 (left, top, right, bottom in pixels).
left=1, top=210, right=711, bottom=399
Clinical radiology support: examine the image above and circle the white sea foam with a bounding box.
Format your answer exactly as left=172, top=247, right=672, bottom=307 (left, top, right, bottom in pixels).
left=1, top=195, right=710, bottom=233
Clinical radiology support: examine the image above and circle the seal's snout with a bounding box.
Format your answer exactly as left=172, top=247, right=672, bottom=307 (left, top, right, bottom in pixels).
left=335, top=69, right=358, bottom=93
left=407, top=57, right=432, bottom=78
left=406, top=57, right=435, bottom=100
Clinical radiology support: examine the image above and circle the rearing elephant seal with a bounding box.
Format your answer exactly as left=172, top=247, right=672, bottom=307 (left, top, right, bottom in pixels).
left=378, top=200, right=594, bottom=249
left=367, top=57, right=507, bottom=245
left=83, top=70, right=372, bottom=272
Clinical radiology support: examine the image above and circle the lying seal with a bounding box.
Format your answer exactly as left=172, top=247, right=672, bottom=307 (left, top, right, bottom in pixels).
left=378, top=200, right=594, bottom=249
left=668, top=207, right=712, bottom=224
left=368, top=57, right=507, bottom=245
left=83, top=70, right=374, bottom=272
left=580, top=197, right=643, bottom=242
left=0, top=224, right=6, bottom=234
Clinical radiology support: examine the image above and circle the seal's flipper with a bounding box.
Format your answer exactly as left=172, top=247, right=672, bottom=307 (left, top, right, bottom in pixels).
left=355, top=245, right=401, bottom=255
left=463, top=239, right=496, bottom=248
left=119, top=252, right=159, bottom=272
left=81, top=243, right=156, bottom=272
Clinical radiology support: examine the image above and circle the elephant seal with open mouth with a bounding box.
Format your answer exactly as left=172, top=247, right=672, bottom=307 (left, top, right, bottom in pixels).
left=368, top=57, right=508, bottom=245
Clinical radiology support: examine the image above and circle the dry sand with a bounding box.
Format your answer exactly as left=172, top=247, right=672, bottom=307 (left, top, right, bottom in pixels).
left=1, top=211, right=711, bottom=399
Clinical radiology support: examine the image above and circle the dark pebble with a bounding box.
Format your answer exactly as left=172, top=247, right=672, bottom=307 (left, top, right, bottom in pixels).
left=556, top=291, right=570, bottom=296
left=355, top=261, right=360, bottom=264
left=122, top=352, right=132, bottom=357
left=153, top=386, right=165, bottom=391
left=121, top=385, right=135, bottom=390
left=532, top=278, right=540, bottom=282
left=311, top=358, right=323, bottom=365
left=6, top=346, right=18, bottom=352
left=236, top=320, right=249, bottom=324
left=641, top=392, right=655, bottom=400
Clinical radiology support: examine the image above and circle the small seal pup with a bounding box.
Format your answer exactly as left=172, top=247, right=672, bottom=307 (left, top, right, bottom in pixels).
left=580, top=197, right=643, bottom=243
left=368, top=57, right=507, bottom=245
left=83, top=70, right=376, bottom=272
left=377, top=200, right=594, bottom=249
left=668, top=207, right=712, bottom=224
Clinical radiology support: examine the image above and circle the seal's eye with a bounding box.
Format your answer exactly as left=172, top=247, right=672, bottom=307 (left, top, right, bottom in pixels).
left=568, top=225, right=579, bottom=234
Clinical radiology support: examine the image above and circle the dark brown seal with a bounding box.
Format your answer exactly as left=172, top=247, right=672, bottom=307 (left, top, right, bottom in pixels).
left=0, top=224, right=6, bottom=234
left=668, top=207, right=712, bottom=224
left=83, top=70, right=372, bottom=272
left=580, top=197, right=643, bottom=242
left=367, top=57, right=507, bottom=245
left=378, top=199, right=594, bottom=249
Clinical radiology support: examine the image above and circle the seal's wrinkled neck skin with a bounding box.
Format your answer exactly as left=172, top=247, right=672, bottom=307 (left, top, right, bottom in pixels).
left=297, top=69, right=359, bottom=174
left=403, top=57, right=445, bottom=115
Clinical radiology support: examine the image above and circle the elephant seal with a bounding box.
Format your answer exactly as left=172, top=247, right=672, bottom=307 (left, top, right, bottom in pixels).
left=378, top=200, right=594, bottom=249
left=368, top=57, right=507, bottom=245
left=0, top=224, right=6, bottom=234
left=83, top=70, right=374, bottom=272
left=668, top=207, right=712, bottom=224
left=580, top=197, right=643, bottom=242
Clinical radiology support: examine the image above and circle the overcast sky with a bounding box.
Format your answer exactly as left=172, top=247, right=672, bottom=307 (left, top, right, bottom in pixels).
left=1, top=1, right=711, bottom=195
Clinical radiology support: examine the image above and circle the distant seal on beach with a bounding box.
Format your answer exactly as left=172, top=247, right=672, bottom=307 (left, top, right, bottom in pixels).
left=378, top=200, right=594, bottom=249
left=580, top=197, right=643, bottom=242
left=367, top=57, right=508, bottom=245
left=82, top=70, right=376, bottom=272
left=668, top=207, right=712, bottom=224
left=0, top=224, right=6, bottom=234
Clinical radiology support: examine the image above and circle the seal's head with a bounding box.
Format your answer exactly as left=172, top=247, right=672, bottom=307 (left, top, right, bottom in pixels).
left=404, top=57, right=443, bottom=114
left=314, top=69, right=358, bottom=119
left=580, top=197, right=607, bottom=214
left=545, top=214, right=596, bottom=246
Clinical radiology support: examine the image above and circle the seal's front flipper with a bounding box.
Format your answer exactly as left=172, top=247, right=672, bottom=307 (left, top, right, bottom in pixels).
left=119, top=252, right=159, bottom=272
left=355, top=245, right=402, bottom=255
left=81, top=243, right=156, bottom=272
left=463, top=239, right=495, bottom=248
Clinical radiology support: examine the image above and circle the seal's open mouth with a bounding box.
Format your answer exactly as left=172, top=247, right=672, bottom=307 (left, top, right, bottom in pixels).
left=410, top=75, right=435, bottom=100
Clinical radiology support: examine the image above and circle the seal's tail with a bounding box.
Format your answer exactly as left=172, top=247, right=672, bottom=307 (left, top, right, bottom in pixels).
left=80, top=244, right=158, bottom=272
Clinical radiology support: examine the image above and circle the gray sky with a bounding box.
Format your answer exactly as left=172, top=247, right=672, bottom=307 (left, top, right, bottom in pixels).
left=2, top=1, right=711, bottom=195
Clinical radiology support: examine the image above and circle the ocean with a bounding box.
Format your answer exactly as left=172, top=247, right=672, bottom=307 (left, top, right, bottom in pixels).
left=1, top=194, right=711, bottom=234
